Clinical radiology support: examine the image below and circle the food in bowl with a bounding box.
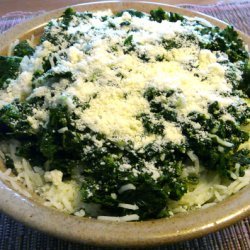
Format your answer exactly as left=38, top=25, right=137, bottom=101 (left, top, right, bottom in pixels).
left=0, top=8, right=249, bottom=221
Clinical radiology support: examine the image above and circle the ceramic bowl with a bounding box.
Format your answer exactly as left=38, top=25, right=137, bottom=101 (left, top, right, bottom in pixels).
left=0, top=1, right=249, bottom=247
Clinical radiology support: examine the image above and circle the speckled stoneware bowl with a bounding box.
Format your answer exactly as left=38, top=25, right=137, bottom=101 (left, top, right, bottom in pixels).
left=0, top=0, right=249, bottom=247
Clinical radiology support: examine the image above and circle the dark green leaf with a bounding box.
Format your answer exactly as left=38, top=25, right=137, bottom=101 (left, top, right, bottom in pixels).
left=0, top=56, right=21, bottom=89
left=13, top=40, right=34, bottom=57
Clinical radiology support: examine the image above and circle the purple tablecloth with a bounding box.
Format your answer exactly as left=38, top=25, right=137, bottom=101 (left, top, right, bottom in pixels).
left=0, top=1, right=249, bottom=249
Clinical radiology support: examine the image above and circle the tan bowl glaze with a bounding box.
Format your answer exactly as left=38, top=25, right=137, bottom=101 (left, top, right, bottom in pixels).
left=0, top=1, right=249, bottom=247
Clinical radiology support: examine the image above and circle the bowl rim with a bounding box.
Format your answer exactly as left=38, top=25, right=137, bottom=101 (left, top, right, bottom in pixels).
left=0, top=1, right=249, bottom=247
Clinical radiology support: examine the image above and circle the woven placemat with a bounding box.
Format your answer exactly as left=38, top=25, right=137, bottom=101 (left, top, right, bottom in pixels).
left=0, top=1, right=250, bottom=249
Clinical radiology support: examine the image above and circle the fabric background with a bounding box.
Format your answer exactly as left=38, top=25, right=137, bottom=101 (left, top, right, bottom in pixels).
left=0, top=1, right=250, bottom=249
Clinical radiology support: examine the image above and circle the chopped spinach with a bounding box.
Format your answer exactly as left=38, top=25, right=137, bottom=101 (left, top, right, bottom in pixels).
left=239, top=59, right=250, bottom=97
left=150, top=8, right=169, bottom=23
left=0, top=56, right=21, bottom=89
left=13, top=40, right=34, bottom=57
left=116, top=9, right=145, bottom=18
left=199, top=26, right=249, bottom=63
left=150, top=8, right=185, bottom=23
